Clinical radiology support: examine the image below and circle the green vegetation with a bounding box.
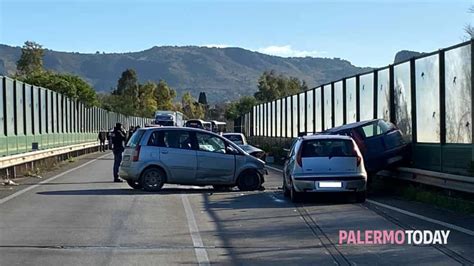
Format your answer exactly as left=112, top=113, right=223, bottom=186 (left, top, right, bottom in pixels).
left=225, top=71, right=308, bottom=121
left=401, top=185, right=474, bottom=214
left=182, top=92, right=205, bottom=119
left=15, top=41, right=99, bottom=107
left=225, top=96, right=258, bottom=120
left=254, top=70, right=308, bottom=102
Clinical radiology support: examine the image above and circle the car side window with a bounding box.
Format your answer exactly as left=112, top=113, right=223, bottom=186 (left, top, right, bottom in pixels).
left=163, top=131, right=192, bottom=149
left=147, top=131, right=161, bottom=146
left=148, top=130, right=192, bottom=149
left=196, top=133, right=226, bottom=153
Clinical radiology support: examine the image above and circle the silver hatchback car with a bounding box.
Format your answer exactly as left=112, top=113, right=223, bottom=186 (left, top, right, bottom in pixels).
left=119, top=127, right=267, bottom=192
left=283, top=135, right=367, bottom=202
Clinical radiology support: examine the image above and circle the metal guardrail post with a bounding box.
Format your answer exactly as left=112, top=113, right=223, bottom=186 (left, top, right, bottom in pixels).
left=410, top=58, right=417, bottom=144
left=321, top=86, right=325, bottom=130
left=342, top=79, right=347, bottom=125
left=389, top=65, right=396, bottom=124
left=356, top=75, right=360, bottom=122
left=471, top=39, right=474, bottom=164
left=439, top=50, right=446, bottom=172
left=373, top=69, right=378, bottom=119
left=331, top=82, right=335, bottom=128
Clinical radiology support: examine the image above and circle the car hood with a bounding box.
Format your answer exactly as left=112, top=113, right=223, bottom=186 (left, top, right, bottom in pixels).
left=239, top=144, right=263, bottom=153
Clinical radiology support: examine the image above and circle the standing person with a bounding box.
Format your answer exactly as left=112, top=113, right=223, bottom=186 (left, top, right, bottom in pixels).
left=97, top=129, right=107, bottom=152
left=111, top=123, right=126, bottom=183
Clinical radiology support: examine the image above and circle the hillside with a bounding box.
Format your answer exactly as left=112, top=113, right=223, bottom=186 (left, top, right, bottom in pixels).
left=0, top=44, right=372, bottom=102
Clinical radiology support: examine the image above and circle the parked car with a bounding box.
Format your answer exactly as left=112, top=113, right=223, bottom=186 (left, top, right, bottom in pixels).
left=120, top=127, right=267, bottom=192
left=282, top=134, right=367, bottom=203
left=222, top=133, right=266, bottom=161
left=324, top=119, right=410, bottom=173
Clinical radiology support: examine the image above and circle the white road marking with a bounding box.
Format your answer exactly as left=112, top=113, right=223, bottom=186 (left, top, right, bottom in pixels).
left=181, top=194, right=210, bottom=266
left=0, top=153, right=110, bottom=206
left=267, top=165, right=474, bottom=237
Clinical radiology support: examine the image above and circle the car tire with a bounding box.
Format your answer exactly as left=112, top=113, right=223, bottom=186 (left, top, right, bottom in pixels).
left=237, top=170, right=262, bottom=191
left=140, top=167, right=165, bottom=192
left=127, top=180, right=142, bottom=190
left=283, top=179, right=290, bottom=197
left=355, top=191, right=367, bottom=203
left=290, top=185, right=303, bottom=203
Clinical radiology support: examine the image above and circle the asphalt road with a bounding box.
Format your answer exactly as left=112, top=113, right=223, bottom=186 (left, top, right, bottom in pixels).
left=1, top=152, right=474, bottom=265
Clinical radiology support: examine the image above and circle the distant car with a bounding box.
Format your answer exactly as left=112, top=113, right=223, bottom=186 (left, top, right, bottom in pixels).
left=324, top=119, right=410, bottom=173
left=282, top=135, right=367, bottom=203
left=120, top=127, right=267, bottom=192
left=222, top=133, right=266, bottom=161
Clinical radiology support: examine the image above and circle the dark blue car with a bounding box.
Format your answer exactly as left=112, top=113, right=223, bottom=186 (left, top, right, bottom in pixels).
left=324, top=119, right=410, bottom=173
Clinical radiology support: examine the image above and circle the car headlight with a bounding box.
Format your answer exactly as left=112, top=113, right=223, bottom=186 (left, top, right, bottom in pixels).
left=251, top=151, right=266, bottom=159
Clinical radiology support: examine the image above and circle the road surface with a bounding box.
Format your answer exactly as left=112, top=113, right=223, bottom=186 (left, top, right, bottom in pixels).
left=1, top=152, right=474, bottom=265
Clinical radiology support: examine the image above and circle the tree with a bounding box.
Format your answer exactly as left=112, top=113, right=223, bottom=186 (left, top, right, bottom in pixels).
left=20, top=71, right=98, bottom=107
left=254, top=70, right=307, bottom=102
left=17, top=41, right=44, bottom=76
left=155, top=80, right=177, bottom=110
left=465, top=6, right=474, bottom=39
left=181, top=92, right=205, bottom=119
left=225, top=96, right=257, bottom=120
left=115, top=69, right=138, bottom=96
left=137, top=82, right=158, bottom=117
left=198, top=92, right=208, bottom=105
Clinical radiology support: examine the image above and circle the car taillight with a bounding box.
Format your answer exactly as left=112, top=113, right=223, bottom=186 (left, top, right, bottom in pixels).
left=356, top=154, right=362, bottom=167
left=132, top=145, right=141, bottom=162
left=296, top=147, right=303, bottom=168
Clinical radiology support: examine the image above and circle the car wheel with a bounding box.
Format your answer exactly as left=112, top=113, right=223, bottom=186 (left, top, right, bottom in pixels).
left=282, top=179, right=290, bottom=197
left=140, top=168, right=165, bottom=192
left=355, top=191, right=366, bottom=203
left=237, top=170, right=262, bottom=191
left=290, top=185, right=303, bottom=203
left=127, top=180, right=142, bottom=190
left=213, top=185, right=233, bottom=191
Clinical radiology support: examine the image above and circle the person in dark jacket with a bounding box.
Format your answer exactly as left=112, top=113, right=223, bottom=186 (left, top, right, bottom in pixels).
left=111, top=123, right=126, bottom=182
left=97, top=129, right=107, bottom=152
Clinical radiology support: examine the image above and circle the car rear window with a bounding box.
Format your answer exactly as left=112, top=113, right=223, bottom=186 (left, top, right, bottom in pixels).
left=301, top=139, right=355, bottom=157
left=126, top=129, right=145, bottom=148
left=224, top=135, right=243, bottom=145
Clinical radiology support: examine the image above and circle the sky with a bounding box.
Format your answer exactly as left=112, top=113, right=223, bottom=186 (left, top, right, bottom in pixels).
left=0, top=0, right=472, bottom=67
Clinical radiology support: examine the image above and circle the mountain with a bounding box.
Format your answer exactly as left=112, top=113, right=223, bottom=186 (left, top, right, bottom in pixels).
left=394, top=50, right=423, bottom=64
left=0, top=44, right=372, bottom=103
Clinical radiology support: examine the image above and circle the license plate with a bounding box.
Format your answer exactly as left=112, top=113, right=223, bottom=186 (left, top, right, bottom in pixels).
left=318, top=181, right=342, bottom=188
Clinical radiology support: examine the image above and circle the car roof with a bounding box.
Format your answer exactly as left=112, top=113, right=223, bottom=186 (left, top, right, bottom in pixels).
left=301, top=134, right=353, bottom=141
left=222, top=133, right=243, bottom=136
left=324, top=119, right=380, bottom=132
left=138, top=126, right=215, bottom=134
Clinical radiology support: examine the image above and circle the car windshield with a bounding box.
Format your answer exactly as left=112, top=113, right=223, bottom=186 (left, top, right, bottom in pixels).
left=301, top=139, right=355, bottom=157
left=224, top=135, right=244, bottom=145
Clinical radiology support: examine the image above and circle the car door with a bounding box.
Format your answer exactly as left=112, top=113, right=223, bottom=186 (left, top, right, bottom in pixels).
left=156, top=130, right=197, bottom=184
left=195, top=132, right=235, bottom=183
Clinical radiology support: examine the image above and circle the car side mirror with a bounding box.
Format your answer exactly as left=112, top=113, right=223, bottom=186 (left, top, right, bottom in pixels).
left=226, top=146, right=240, bottom=155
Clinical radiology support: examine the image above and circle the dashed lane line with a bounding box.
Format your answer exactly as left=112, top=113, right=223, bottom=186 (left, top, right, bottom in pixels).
left=181, top=194, right=210, bottom=266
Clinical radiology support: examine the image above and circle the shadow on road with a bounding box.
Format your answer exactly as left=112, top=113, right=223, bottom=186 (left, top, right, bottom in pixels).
left=35, top=187, right=245, bottom=196
left=24, top=181, right=113, bottom=186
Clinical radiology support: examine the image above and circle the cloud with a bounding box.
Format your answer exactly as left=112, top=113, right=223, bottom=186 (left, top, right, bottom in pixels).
left=202, top=44, right=231, bottom=48
left=257, top=45, right=326, bottom=58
